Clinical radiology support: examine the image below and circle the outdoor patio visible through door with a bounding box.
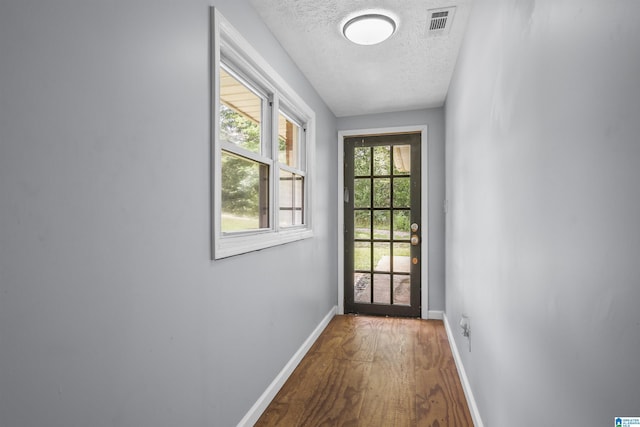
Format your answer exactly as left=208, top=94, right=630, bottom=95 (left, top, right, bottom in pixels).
left=344, top=133, right=421, bottom=317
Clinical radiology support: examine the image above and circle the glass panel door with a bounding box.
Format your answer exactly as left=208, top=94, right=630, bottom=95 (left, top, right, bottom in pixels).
left=344, top=133, right=421, bottom=317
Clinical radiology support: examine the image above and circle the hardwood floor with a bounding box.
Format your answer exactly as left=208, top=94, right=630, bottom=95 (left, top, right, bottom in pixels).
left=255, top=315, right=473, bottom=427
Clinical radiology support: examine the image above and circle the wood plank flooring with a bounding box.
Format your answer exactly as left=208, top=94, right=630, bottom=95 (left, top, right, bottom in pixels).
left=255, top=315, right=473, bottom=427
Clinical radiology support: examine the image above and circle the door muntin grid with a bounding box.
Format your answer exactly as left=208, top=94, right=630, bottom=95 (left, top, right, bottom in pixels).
left=345, top=133, right=421, bottom=317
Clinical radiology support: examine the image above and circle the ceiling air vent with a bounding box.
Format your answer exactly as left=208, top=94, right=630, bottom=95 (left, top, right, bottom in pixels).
left=427, top=7, right=456, bottom=37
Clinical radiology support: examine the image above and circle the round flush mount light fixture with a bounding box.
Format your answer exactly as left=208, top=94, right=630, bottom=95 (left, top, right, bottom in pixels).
left=343, top=13, right=397, bottom=45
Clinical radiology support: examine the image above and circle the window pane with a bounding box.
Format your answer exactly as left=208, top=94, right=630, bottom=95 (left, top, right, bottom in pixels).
left=373, top=274, right=391, bottom=304
left=392, top=243, right=411, bottom=273
left=393, top=211, right=410, bottom=240
left=221, top=151, right=269, bottom=232
left=354, top=179, right=370, bottom=208
left=373, top=242, right=391, bottom=272
left=354, top=147, right=371, bottom=176
left=279, top=170, right=304, bottom=227
left=373, top=146, right=390, bottom=175
left=373, top=211, right=390, bottom=240
left=354, top=273, right=371, bottom=303
left=393, top=275, right=410, bottom=305
left=219, top=67, right=262, bottom=153
left=354, top=242, right=371, bottom=271
left=279, top=170, right=293, bottom=227
left=373, top=178, right=390, bottom=208
left=392, top=145, right=411, bottom=175
left=354, top=210, right=371, bottom=239
left=393, top=177, right=410, bottom=208
left=278, top=113, right=300, bottom=168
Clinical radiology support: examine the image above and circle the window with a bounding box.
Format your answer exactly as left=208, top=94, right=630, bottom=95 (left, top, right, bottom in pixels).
left=211, top=9, right=315, bottom=259
left=278, top=111, right=305, bottom=227
left=219, top=66, right=270, bottom=233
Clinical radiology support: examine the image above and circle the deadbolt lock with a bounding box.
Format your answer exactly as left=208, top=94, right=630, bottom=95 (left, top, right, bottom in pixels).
left=411, top=223, right=419, bottom=232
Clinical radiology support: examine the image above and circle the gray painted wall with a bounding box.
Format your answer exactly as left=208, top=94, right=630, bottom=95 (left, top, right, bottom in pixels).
left=0, top=1, right=337, bottom=426
left=445, top=1, right=640, bottom=425
left=337, top=109, right=446, bottom=312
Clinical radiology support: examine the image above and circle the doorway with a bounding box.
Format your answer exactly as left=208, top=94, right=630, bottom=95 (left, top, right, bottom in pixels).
left=343, top=133, right=422, bottom=317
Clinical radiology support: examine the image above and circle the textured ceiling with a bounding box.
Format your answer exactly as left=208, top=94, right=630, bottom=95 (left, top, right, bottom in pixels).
left=248, top=0, right=472, bottom=117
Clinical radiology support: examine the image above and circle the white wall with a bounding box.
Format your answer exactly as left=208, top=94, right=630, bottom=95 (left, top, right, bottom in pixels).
left=445, top=1, right=640, bottom=425
left=337, top=108, right=446, bottom=312
left=0, top=1, right=337, bottom=426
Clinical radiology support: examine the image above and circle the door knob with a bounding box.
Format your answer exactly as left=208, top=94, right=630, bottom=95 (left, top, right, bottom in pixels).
left=411, top=234, right=419, bottom=245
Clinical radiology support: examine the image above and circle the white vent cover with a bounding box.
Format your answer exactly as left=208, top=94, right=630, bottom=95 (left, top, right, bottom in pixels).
left=427, top=7, right=456, bottom=37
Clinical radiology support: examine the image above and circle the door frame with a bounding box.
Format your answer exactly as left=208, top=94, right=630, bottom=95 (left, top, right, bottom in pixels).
left=338, top=125, right=429, bottom=319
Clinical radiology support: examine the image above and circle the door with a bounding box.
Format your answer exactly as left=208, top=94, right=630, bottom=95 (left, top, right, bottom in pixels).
left=344, top=133, right=422, bottom=317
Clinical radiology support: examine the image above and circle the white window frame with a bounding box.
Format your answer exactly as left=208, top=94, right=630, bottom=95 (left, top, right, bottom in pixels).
left=211, top=8, right=315, bottom=259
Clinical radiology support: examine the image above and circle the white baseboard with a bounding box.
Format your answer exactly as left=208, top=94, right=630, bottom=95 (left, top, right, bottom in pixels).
left=443, top=313, right=484, bottom=427
left=236, top=305, right=337, bottom=427
left=427, top=310, right=444, bottom=320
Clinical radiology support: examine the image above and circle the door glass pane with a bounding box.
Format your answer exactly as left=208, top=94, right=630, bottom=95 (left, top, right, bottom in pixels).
left=355, top=210, right=371, bottom=239
left=392, top=145, right=411, bottom=175
left=393, top=243, right=411, bottom=273
left=354, top=179, right=370, bottom=208
left=372, top=211, right=390, bottom=240
left=393, top=275, right=410, bottom=306
left=354, top=242, right=371, bottom=271
left=354, top=147, right=371, bottom=176
left=221, top=151, right=269, bottom=232
left=373, top=178, right=390, bottom=207
left=393, top=211, right=410, bottom=240
left=373, top=274, right=391, bottom=304
left=219, top=68, right=262, bottom=154
left=354, top=273, right=371, bottom=303
left=393, top=177, right=410, bottom=208
left=373, top=242, right=391, bottom=272
left=278, top=112, right=299, bottom=168
left=373, top=146, right=390, bottom=175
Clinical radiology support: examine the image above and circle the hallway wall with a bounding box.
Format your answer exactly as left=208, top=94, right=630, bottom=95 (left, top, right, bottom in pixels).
left=337, top=108, right=446, bottom=312
left=445, top=1, right=640, bottom=425
left=0, top=1, right=337, bottom=426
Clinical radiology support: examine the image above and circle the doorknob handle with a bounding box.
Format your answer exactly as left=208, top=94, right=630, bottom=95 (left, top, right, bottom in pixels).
left=411, top=234, right=419, bottom=245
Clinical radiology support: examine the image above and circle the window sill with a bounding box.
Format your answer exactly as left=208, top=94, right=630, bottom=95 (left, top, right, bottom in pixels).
left=213, top=228, right=313, bottom=259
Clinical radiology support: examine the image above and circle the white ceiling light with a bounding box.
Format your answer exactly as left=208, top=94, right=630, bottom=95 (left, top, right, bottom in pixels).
left=343, top=14, right=397, bottom=46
